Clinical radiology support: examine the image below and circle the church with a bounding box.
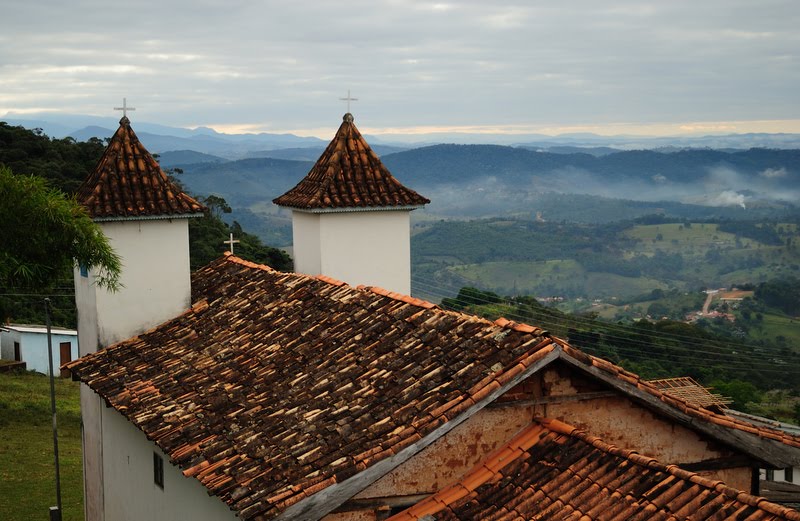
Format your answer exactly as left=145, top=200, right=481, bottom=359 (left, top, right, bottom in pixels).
left=66, top=112, right=800, bottom=520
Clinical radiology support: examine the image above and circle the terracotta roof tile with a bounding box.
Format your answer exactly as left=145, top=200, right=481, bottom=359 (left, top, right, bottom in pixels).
left=273, top=113, right=429, bottom=210
left=77, top=117, right=205, bottom=219
left=64, top=253, right=800, bottom=519
left=66, top=254, right=557, bottom=520
left=390, top=418, right=800, bottom=521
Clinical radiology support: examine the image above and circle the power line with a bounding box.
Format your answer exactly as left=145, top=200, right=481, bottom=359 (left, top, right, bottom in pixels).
left=410, top=275, right=800, bottom=374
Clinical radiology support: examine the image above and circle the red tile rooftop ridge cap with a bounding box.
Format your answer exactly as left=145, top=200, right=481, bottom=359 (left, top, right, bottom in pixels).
left=387, top=417, right=800, bottom=521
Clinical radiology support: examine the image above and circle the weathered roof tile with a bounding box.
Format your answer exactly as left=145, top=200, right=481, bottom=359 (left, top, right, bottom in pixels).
left=273, top=113, right=429, bottom=210
left=66, top=253, right=556, bottom=520
left=390, top=418, right=800, bottom=521
left=64, top=253, right=800, bottom=519
left=77, top=117, right=205, bottom=219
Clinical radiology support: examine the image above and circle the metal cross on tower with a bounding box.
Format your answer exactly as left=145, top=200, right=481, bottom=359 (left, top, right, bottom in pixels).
left=114, top=98, right=136, bottom=118
left=223, top=233, right=240, bottom=254
left=339, top=90, right=358, bottom=113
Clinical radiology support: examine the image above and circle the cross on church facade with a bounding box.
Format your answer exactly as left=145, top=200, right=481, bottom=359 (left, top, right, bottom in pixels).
left=339, top=90, right=358, bottom=113
left=223, top=233, right=240, bottom=254
left=114, top=98, right=136, bottom=118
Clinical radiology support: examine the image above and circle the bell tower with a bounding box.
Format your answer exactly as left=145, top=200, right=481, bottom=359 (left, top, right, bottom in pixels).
left=274, top=113, right=429, bottom=294
left=73, top=113, right=205, bottom=521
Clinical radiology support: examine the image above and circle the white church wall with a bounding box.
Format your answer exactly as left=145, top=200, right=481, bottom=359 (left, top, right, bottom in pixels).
left=292, top=209, right=413, bottom=294
left=74, top=266, right=104, bottom=521
left=74, top=217, right=194, bottom=521
left=292, top=210, right=322, bottom=276
left=318, top=211, right=412, bottom=294
left=94, top=219, right=193, bottom=346
left=102, top=407, right=237, bottom=521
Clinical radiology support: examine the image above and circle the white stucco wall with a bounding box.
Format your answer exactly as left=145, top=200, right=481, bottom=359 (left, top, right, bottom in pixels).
left=292, top=209, right=412, bottom=295
left=293, top=211, right=322, bottom=276
left=0, top=328, right=78, bottom=375
left=102, top=407, right=237, bottom=521
left=89, top=219, right=193, bottom=346
left=73, top=216, right=195, bottom=521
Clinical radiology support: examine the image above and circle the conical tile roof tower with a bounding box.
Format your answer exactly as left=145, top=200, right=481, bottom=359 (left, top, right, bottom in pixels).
left=274, top=113, right=428, bottom=295
left=78, top=116, right=204, bottom=220
left=274, top=113, right=429, bottom=210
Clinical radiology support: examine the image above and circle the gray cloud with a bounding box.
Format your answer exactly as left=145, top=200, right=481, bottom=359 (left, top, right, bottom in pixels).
left=1, top=0, right=799, bottom=133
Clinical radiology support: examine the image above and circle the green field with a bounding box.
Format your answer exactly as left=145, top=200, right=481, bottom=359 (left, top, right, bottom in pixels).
left=445, top=260, right=584, bottom=295
left=624, top=223, right=757, bottom=253
left=745, top=312, right=800, bottom=349
left=443, top=260, right=669, bottom=300
left=0, top=372, right=83, bottom=521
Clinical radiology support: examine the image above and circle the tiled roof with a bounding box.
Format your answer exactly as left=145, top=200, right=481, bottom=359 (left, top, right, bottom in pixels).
left=77, top=117, right=205, bottom=219
left=389, top=418, right=800, bottom=521
left=65, top=254, right=800, bottom=519
left=272, top=113, right=430, bottom=210
left=65, top=253, right=553, bottom=520
left=555, top=343, right=800, bottom=455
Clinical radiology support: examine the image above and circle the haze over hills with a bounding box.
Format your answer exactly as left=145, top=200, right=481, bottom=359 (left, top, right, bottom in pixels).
left=163, top=143, right=800, bottom=251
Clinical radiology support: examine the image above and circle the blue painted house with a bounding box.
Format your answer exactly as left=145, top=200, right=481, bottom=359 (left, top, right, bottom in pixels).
left=0, top=324, right=79, bottom=377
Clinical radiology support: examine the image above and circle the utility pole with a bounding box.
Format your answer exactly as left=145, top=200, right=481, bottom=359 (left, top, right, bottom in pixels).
left=45, top=298, right=63, bottom=521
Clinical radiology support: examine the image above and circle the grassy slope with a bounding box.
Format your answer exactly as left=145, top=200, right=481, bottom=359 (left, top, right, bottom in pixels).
left=746, top=312, right=800, bottom=348
left=0, top=372, right=82, bottom=521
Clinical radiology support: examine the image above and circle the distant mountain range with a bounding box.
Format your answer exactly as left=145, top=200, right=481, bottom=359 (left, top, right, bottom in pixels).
left=4, top=113, right=800, bottom=160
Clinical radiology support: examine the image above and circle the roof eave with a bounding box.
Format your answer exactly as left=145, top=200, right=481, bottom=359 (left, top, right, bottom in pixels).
left=92, top=212, right=206, bottom=223
left=284, top=204, right=426, bottom=214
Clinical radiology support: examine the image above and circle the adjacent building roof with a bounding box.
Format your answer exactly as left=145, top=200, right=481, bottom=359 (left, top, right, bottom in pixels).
left=65, top=254, right=800, bottom=520
left=76, top=116, right=205, bottom=220
left=1, top=324, right=77, bottom=335
left=388, top=418, right=800, bottom=521
left=649, top=376, right=732, bottom=409
left=273, top=113, right=429, bottom=211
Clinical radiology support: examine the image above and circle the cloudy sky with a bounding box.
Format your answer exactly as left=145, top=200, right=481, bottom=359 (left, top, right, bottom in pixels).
left=1, top=0, right=798, bottom=137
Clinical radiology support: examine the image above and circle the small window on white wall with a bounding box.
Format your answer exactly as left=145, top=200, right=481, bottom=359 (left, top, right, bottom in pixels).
left=154, top=452, right=164, bottom=489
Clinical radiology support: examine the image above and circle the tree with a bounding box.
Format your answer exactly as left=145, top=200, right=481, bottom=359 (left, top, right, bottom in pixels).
left=199, top=195, right=232, bottom=219
left=0, top=166, right=121, bottom=292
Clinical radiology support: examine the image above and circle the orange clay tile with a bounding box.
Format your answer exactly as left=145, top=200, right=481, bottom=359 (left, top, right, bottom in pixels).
left=273, top=113, right=429, bottom=210
left=65, top=254, right=554, bottom=521
left=387, top=418, right=800, bottom=521
left=65, top=252, right=800, bottom=520
left=77, top=117, right=205, bottom=219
